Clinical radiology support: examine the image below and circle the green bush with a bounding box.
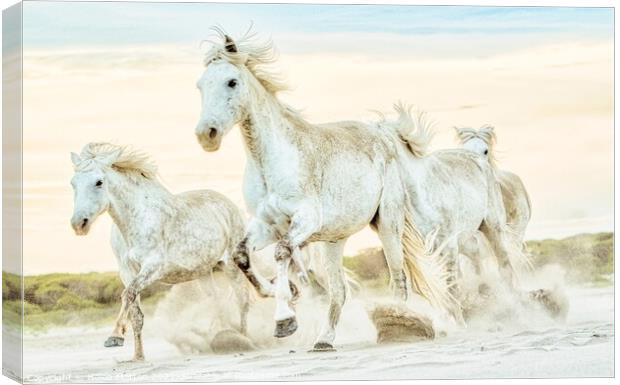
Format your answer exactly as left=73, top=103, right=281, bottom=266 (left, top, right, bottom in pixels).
left=53, top=292, right=102, bottom=311
left=344, top=248, right=389, bottom=281
left=342, top=232, right=613, bottom=285
left=33, top=281, right=68, bottom=310
left=526, top=232, right=614, bottom=281
left=1, top=231, right=613, bottom=330
left=2, top=271, right=21, bottom=301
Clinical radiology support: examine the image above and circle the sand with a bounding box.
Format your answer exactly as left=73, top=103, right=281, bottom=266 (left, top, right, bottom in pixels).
left=21, top=284, right=613, bottom=383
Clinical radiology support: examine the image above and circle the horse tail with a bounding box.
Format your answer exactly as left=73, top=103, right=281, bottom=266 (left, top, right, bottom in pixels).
left=391, top=102, right=435, bottom=158
left=401, top=203, right=459, bottom=314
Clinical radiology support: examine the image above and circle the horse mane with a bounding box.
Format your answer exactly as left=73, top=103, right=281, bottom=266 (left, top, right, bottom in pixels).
left=203, top=26, right=288, bottom=95
left=381, top=102, right=435, bottom=158
left=455, top=125, right=498, bottom=168
left=76, top=142, right=158, bottom=181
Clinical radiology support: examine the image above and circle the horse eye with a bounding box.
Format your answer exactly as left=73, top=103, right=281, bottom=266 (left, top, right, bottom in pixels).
left=227, top=79, right=237, bottom=88
left=483, top=150, right=489, bottom=155
left=95, top=180, right=103, bottom=187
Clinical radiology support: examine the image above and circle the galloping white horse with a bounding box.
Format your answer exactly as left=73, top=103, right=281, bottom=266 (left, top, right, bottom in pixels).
left=70, top=143, right=251, bottom=361
left=194, top=31, right=452, bottom=351
left=379, top=106, right=531, bottom=303
left=455, top=126, right=532, bottom=248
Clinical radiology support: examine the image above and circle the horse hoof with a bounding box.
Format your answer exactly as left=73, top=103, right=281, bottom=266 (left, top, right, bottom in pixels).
left=309, top=342, right=336, bottom=352
left=529, top=288, right=569, bottom=320
left=274, top=317, right=298, bottom=338
left=104, top=336, right=124, bottom=347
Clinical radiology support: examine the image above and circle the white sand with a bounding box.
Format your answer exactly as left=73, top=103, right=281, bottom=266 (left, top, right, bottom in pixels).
left=21, top=285, right=613, bottom=382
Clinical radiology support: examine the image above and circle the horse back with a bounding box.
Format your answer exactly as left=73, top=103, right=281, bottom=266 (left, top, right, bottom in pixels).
left=174, top=190, right=246, bottom=231
left=402, top=149, right=493, bottom=235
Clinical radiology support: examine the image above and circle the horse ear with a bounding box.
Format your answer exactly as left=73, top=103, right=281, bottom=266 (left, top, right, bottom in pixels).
left=100, top=148, right=122, bottom=167
left=454, top=126, right=465, bottom=138
left=71, top=152, right=81, bottom=166
left=480, top=125, right=495, bottom=134
left=479, top=125, right=496, bottom=144
left=224, top=35, right=238, bottom=53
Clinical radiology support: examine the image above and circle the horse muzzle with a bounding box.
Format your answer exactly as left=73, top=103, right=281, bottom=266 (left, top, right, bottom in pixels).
left=71, top=215, right=92, bottom=236
left=195, top=126, right=223, bottom=152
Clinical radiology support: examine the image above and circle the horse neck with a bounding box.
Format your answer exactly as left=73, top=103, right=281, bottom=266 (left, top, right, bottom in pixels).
left=105, top=170, right=174, bottom=236
left=241, top=78, right=301, bottom=168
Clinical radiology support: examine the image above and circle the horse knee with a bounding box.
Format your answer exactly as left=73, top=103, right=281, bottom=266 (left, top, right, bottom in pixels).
left=123, top=287, right=138, bottom=305
left=275, top=238, right=293, bottom=262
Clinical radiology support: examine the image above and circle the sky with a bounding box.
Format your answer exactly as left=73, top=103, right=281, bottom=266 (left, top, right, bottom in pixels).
left=13, top=2, right=614, bottom=274
left=21, top=3, right=613, bottom=57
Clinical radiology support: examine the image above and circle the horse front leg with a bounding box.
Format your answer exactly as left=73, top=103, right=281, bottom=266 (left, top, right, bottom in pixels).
left=118, top=262, right=163, bottom=361
left=127, top=298, right=145, bottom=361
left=105, top=250, right=135, bottom=348
left=273, top=240, right=297, bottom=337
left=311, top=239, right=346, bottom=351
left=233, top=218, right=277, bottom=298
left=273, top=210, right=320, bottom=338
left=104, top=305, right=129, bottom=347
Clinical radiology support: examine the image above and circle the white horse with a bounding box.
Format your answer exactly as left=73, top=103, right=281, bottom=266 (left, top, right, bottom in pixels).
left=194, top=31, right=452, bottom=351
left=448, top=125, right=568, bottom=318
left=455, top=126, right=532, bottom=248
left=70, top=142, right=251, bottom=361
left=379, top=106, right=531, bottom=307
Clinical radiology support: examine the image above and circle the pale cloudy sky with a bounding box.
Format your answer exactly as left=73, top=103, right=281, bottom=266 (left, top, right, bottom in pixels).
left=17, top=2, right=613, bottom=274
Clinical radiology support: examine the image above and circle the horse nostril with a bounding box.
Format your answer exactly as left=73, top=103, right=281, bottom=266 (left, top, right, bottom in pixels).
left=208, top=127, right=217, bottom=139
left=81, top=218, right=88, bottom=228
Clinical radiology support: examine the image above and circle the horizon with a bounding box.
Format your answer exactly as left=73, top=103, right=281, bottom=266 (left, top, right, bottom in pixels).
left=6, top=230, right=615, bottom=277
left=15, top=2, right=614, bottom=274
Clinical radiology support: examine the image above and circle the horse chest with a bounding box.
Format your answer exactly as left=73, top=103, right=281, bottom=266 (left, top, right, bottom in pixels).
left=244, top=150, right=305, bottom=216
left=263, top=143, right=302, bottom=189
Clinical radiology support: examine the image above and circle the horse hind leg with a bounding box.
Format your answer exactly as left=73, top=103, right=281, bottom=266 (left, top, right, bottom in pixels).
left=479, top=213, right=533, bottom=292
left=375, top=216, right=408, bottom=301
left=480, top=180, right=528, bottom=287
left=373, top=163, right=409, bottom=301
left=443, top=242, right=461, bottom=305
left=311, top=239, right=346, bottom=351
left=223, top=261, right=251, bottom=335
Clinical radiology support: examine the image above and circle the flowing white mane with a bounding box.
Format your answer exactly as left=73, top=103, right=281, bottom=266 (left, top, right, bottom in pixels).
left=75, top=142, right=158, bottom=180
left=455, top=125, right=498, bottom=168
left=203, top=27, right=288, bottom=94
left=380, top=103, right=435, bottom=158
